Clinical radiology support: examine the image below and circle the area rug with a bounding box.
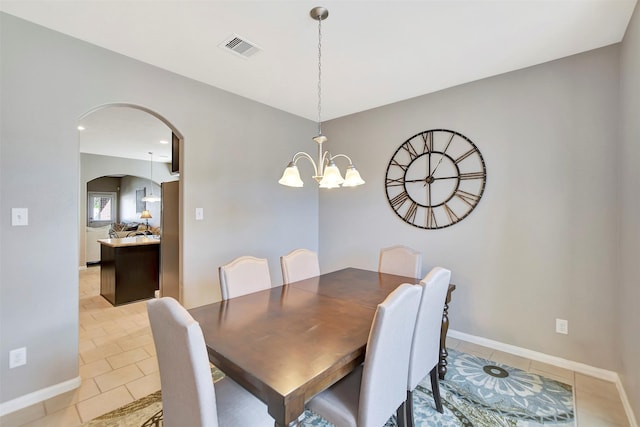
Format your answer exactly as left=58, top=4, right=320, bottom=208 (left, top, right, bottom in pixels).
left=84, top=349, right=574, bottom=426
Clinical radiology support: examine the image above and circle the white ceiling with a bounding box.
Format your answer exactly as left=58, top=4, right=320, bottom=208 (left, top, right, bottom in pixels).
left=78, top=106, right=173, bottom=163
left=1, top=0, right=636, bottom=161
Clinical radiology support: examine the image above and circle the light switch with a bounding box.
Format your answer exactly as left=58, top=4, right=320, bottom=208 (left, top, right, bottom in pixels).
left=9, top=347, right=27, bottom=368
left=195, top=208, right=204, bottom=221
left=11, top=208, right=28, bottom=226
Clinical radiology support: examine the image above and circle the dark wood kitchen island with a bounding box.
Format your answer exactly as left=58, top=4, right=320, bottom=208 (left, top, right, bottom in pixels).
left=98, top=236, right=160, bottom=306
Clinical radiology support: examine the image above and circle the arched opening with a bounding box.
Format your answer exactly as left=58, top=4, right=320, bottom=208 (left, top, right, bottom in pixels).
left=78, top=103, right=183, bottom=302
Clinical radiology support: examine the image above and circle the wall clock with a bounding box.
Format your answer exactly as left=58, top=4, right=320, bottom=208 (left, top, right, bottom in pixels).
left=385, top=129, right=486, bottom=229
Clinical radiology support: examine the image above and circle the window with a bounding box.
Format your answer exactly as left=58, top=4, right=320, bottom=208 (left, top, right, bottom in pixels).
left=88, top=192, right=117, bottom=225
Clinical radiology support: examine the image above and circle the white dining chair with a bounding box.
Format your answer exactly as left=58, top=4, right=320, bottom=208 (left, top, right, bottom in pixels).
left=405, top=267, right=451, bottom=424
left=306, top=283, right=421, bottom=427
left=378, top=245, right=422, bottom=278
left=280, top=248, right=320, bottom=284
left=218, top=255, right=271, bottom=300
left=147, top=297, right=272, bottom=427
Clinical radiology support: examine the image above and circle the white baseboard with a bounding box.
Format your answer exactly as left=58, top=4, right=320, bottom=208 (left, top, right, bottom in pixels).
left=448, top=329, right=638, bottom=427
left=616, top=379, right=639, bottom=427
left=0, top=376, right=81, bottom=417
left=79, top=265, right=87, bottom=271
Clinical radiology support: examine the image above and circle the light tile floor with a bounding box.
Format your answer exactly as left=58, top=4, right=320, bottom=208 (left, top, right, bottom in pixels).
left=0, top=266, right=632, bottom=426
left=1, top=266, right=159, bottom=427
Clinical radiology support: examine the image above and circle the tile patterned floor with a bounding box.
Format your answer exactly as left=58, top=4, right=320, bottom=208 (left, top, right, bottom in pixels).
left=0, top=266, right=632, bottom=426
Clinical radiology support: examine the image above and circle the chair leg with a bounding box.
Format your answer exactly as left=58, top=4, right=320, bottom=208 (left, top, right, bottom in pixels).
left=405, top=390, right=415, bottom=427
left=430, top=366, right=444, bottom=413
left=396, top=401, right=406, bottom=427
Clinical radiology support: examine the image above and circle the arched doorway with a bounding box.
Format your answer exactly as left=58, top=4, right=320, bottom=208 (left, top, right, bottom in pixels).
left=78, top=103, right=183, bottom=302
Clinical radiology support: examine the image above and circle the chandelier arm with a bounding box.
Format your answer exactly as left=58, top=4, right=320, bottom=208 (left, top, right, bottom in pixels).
left=329, top=153, right=355, bottom=166
left=292, top=151, right=319, bottom=177
left=320, top=149, right=331, bottom=173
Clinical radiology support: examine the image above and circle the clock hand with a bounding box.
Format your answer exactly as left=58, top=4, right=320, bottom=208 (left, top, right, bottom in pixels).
left=430, top=133, right=455, bottom=176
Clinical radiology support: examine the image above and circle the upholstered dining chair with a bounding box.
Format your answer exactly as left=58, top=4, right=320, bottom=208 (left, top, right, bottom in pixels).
left=405, top=267, right=451, bottom=424
left=218, top=255, right=271, bottom=300
left=306, top=283, right=421, bottom=427
left=378, top=245, right=422, bottom=278
left=280, top=248, right=320, bottom=284
left=147, top=297, right=272, bottom=427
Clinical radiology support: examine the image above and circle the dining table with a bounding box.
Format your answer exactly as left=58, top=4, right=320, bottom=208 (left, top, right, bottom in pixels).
left=188, top=267, right=455, bottom=427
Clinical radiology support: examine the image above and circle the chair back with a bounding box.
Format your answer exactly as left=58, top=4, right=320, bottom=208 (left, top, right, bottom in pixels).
left=407, top=267, right=451, bottom=391
left=359, top=283, right=421, bottom=427
left=147, top=297, right=218, bottom=427
left=280, top=248, right=320, bottom=284
left=378, top=245, right=422, bottom=278
left=219, top=256, right=271, bottom=300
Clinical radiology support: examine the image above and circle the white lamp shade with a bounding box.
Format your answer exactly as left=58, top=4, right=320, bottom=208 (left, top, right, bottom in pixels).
left=342, top=166, right=365, bottom=187
left=279, top=164, right=304, bottom=187
left=319, top=164, right=345, bottom=188
left=140, top=210, right=152, bottom=219
left=142, top=194, right=161, bottom=203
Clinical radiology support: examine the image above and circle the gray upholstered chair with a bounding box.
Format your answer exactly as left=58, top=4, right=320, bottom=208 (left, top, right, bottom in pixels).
left=218, top=255, right=271, bottom=300
left=306, top=283, right=421, bottom=427
left=147, top=297, right=272, bottom=427
left=378, top=245, right=422, bottom=278
left=405, top=267, right=451, bottom=424
left=280, top=248, right=320, bottom=284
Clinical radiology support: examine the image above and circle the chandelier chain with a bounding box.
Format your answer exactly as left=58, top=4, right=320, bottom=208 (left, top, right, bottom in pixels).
left=317, top=16, right=322, bottom=136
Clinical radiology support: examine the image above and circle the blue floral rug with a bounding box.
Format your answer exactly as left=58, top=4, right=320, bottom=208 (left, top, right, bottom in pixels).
left=304, top=348, right=574, bottom=427
left=85, top=349, right=574, bottom=426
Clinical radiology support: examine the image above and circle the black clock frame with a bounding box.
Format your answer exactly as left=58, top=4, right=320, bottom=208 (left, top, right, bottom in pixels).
left=385, top=129, right=486, bottom=230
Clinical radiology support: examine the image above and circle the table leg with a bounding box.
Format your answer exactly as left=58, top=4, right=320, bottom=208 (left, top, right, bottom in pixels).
left=269, top=394, right=304, bottom=427
left=438, top=289, right=453, bottom=380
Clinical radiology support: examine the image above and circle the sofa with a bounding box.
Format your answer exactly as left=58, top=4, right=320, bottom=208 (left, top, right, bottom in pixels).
left=108, top=222, right=161, bottom=238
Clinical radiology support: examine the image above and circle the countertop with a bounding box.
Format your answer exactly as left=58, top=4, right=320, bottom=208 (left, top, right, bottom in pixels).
left=97, top=236, right=161, bottom=248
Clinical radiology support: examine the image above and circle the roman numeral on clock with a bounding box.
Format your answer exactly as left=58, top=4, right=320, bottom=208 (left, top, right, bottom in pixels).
left=455, top=190, right=480, bottom=207
left=404, top=202, right=418, bottom=223
left=401, top=141, right=420, bottom=160
left=421, top=131, right=434, bottom=153
left=389, top=191, right=409, bottom=209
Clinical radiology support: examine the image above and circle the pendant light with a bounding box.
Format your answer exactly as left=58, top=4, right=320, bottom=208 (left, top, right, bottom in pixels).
left=278, top=7, right=365, bottom=189
left=142, top=152, right=161, bottom=203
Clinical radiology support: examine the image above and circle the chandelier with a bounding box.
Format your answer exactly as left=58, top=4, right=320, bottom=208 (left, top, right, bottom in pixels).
left=278, top=7, right=365, bottom=189
left=142, top=151, right=161, bottom=203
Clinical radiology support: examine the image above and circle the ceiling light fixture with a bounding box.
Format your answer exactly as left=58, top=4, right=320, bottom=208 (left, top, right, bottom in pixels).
left=278, top=7, right=364, bottom=189
left=142, top=151, right=161, bottom=203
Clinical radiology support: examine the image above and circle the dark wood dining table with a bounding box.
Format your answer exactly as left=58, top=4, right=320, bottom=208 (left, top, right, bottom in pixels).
left=189, top=267, right=455, bottom=427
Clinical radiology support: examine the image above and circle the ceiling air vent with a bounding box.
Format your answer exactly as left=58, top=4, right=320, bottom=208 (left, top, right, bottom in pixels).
left=219, top=34, right=261, bottom=59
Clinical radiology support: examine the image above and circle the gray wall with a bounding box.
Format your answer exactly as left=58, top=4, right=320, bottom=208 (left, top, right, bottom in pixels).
left=321, top=46, right=621, bottom=371
left=619, top=2, right=640, bottom=418
left=119, top=175, right=161, bottom=227
left=1, top=13, right=318, bottom=406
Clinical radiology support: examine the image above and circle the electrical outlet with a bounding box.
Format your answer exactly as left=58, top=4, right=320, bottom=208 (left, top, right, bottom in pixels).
left=556, top=318, right=569, bottom=335
left=9, top=347, right=27, bottom=368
